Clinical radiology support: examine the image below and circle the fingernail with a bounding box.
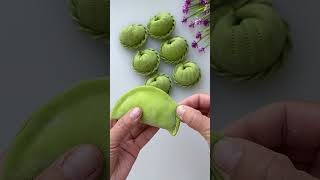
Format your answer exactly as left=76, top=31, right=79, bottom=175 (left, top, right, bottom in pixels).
left=130, top=107, right=141, bottom=120
left=62, top=145, right=103, bottom=180
left=176, top=105, right=186, bottom=119
left=213, top=139, right=243, bottom=174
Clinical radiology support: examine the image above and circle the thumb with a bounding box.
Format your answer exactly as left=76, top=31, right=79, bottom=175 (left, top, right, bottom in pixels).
left=212, top=138, right=318, bottom=180
left=176, top=105, right=210, bottom=143
left=36, top=145, right=103, bottom=180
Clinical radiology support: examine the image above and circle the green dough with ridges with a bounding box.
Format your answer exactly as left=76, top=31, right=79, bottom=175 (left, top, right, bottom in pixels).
left=111, top=86, right=180, bottom=136
left=173, top=61, right=201, bottom=87
left=145, top=73, right=172, bottom=94
left=211, top=0, right=291, bottom=80
left=0, top=78, right=109, bottom=180
left=133, top=49, right=160, bottom=76
left=147, top=12, right=176, bottom=40
left=119, top=24, right=148, bottom=49
left=160, top=37, right=188, bottom=64
left=70, top=0, right=109, bottom=39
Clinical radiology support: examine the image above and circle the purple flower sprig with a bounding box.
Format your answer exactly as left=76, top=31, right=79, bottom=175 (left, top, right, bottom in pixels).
left=181, top=0, right=210, bottom=53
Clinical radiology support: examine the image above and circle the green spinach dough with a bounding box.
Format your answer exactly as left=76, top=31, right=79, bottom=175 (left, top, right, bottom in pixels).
left=119, top=24, right=148, bottom=49
left=160, top=37, right=189, bottom=64
left=173, top=61, right=201, bottom=87
left=0, top=79, right=109, bottom=180
left=147, top=12, right=175, bottom=40
left=133, top=49, right=160, bottom=76
left=111, top=86, right=180, bottom=136
left=145, top=73, right=172, bottom=94
left=70, top=0, right=109, bottom=39
left=211, top=0, right=291, bottom=80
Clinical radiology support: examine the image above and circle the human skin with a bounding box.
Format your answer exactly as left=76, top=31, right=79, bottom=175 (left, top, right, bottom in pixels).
left=214, top=102, right=320, bottom=180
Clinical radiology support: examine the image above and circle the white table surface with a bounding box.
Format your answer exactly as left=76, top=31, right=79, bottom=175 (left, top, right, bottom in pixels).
left=110, top=0, right=210, bottom=179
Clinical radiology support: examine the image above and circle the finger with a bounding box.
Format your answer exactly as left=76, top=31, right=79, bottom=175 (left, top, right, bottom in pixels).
left=176, top=105, right=210, bottom=134
left=110, top=108, right=142, bottom=148
left=110, top=120, right=117, bottom=129
left=224, top=102, right=320, bottom=150
left=134, top=126, right=159, bottom=149
left=36, top=145, right=103, bottom=180
left=213, top=138, right=318, bottom=180
left=179, top=94, right=210, bottom=115
left=124, top=123, right=147, bottom=141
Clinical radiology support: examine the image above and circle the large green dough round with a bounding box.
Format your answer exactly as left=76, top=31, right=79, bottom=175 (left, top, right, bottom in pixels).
left=211, top=0, right=291, bottom=80
left=70, top=0, right=109, bottom=39
left=160, top=37, right=188, bottom=64
left=119, top=24, right=148, bottom=49
left=0, top=79, right=109, bottom=180
left=145, top=73, right=172, bottom=94
left=111, top=86, right=180, bottom=136
left=173, top=61, right=201, bottom=87
left=147, top=12, right=175, bottom=40
left=133, top=49, right=160, bottom=76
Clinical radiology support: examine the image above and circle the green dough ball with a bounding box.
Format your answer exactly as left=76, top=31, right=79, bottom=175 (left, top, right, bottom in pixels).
left=111, top=86, right=180, bottom=136
left=173, top=61, right=201, bottom=87
left=1, top=79, right=109, bottom=180
left=211, top=0, right=291, bottom=80
left=160, top=37, right=188, bottom=64
left=70, top=0, right=109, bottom=39
left=119, top=24, right=148, bottom=49
left=145, top=73, right=172, bottom=94
left=147, top=12, right=176, bottom=40
left=132, top=49, right=160, bottom=76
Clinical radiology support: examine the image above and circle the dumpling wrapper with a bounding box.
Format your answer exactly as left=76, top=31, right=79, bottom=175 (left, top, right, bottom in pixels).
left=111, top=86, right=180, bottom=136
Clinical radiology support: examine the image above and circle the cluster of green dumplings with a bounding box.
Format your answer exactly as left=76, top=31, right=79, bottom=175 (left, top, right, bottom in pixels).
left=119, top=12, right=201, bottom=94
left=211, top=0, right=291, bottom=80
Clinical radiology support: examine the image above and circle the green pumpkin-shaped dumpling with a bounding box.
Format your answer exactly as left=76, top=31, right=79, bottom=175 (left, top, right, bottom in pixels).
left=173, top=61, right=201, bottom=87
left=111, top=86, right=180, bottom=136
left=160, top=37, right=188, bottom=64
left=70, top=0, right=109, bottom=39
left=147, top=12, right=175, bottom=40
left=119, top=24, right=148, bottom=49
left=211, top=0, right=291, bottom=80
left=145, top=73, right=172, bottom=94
left=132, top=49, right=160, bottom=76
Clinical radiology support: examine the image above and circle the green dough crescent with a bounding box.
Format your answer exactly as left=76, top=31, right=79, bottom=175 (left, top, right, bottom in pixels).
left=211, top=0, right=291, bottom=80
left=0, top=78, right=109, bottom=180
left=70, top=0, right=109, bottom=39
left=111, top=86, right=180, bottom=136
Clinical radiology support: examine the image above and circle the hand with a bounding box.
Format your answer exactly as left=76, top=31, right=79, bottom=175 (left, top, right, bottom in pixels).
left=0, top=145, right=104, bottom=180
left=214, top=102, right=320, bottom=180
left=176, top=94, right=210, bottom=144
left=110, top=107, right=159, bottom=180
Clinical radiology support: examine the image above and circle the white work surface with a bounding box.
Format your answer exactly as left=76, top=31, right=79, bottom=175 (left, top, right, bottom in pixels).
left=110, top=0, right=210, bottom=179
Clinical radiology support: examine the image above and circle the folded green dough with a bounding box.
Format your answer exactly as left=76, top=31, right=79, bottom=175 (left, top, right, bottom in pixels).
left=1, top=79, right=109, bottom=180
left=111, top=86, right=180, bottom=136
left=132, top=49, right=160, bottom=76
left=173, top=61, right=201, bottom=87
left=211, top=0, right=291, bottom=80
left=70, top=0, right=109, bottom=39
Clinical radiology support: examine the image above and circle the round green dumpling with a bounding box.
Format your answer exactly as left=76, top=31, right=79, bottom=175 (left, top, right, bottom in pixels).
left=70, top=0, right=109, bottom=39
left=160, top=37, right=188, bottom=64
left=145, top=73, right=172, bottom=94
left=133, top=49, right=160, bottom=76
left=211, top=0, right=291, bottom=80
left=147, top=12, right=175, bottom=39
left=119, top=24, right=148, bottom=49
left=173, top=61, right=201, bottom=87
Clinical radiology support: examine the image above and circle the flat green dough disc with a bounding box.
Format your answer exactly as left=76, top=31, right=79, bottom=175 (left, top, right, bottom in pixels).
left=111, top=86, right=180, bottom=136
left=1, top=78, right=109, bottom=180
